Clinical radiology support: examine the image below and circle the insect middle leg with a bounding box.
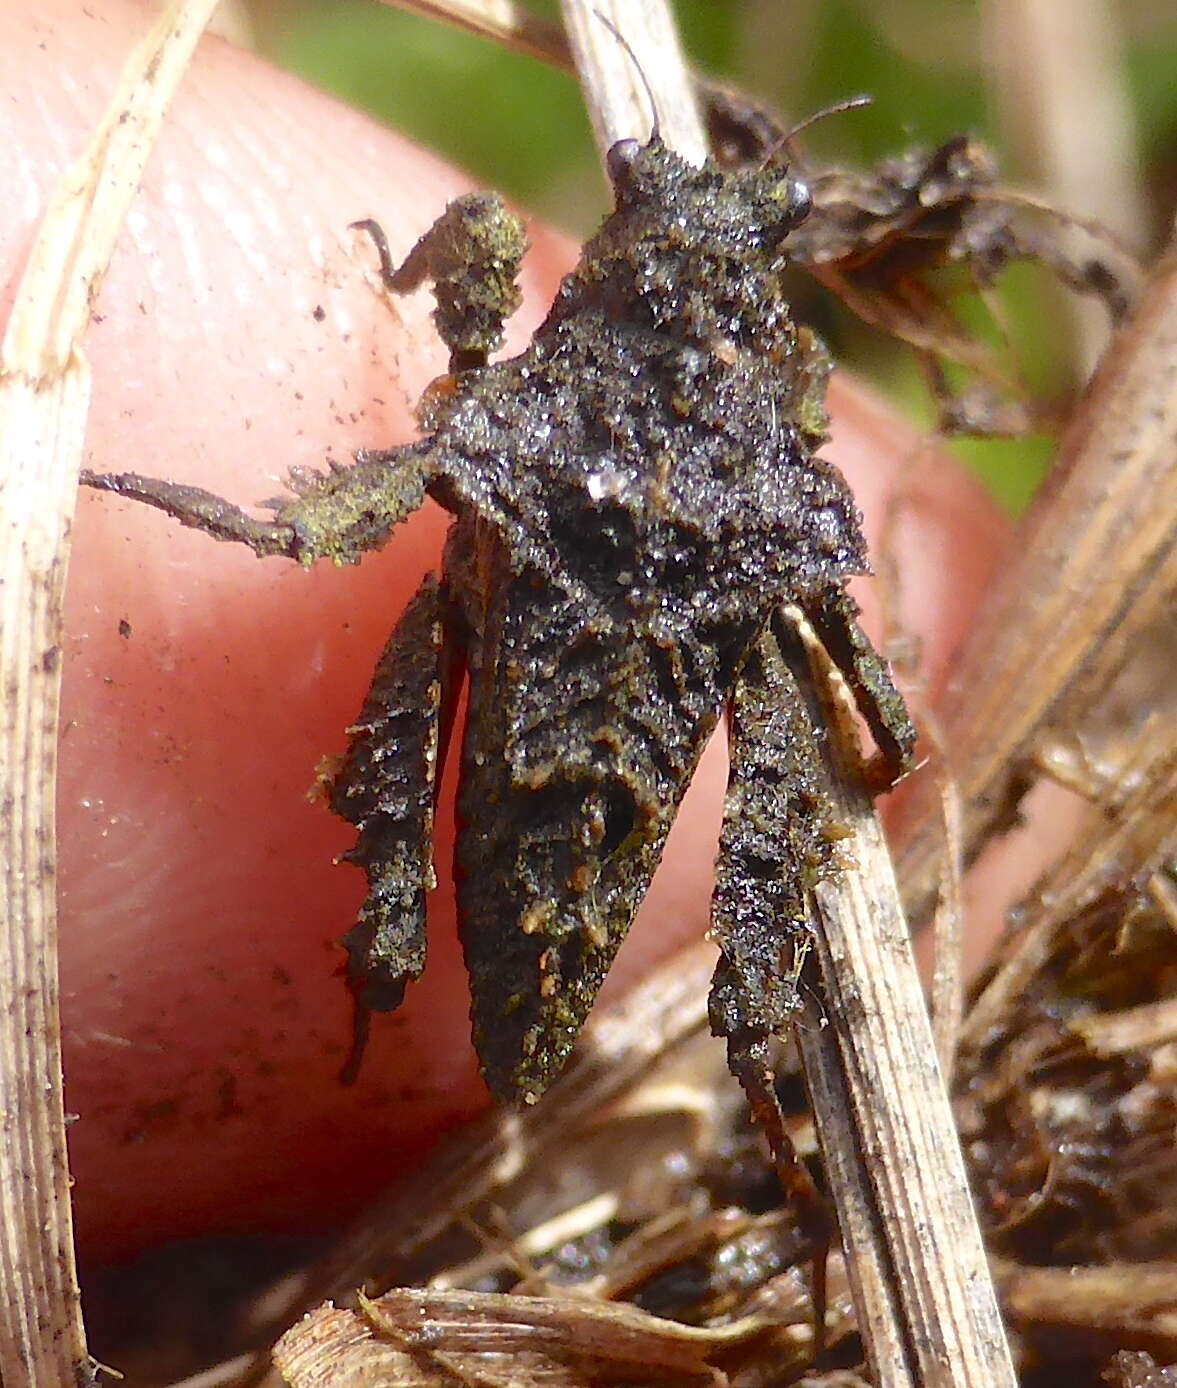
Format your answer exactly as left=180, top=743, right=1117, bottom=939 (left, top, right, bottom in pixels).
left=331, top=573, right=459, bottom=1083
left=81, top=439, right=435, bottom=567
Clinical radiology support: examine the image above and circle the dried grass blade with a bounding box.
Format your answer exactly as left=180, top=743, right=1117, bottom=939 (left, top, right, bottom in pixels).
left=981, top=0, right=1144, bottom=375
left=375, top=0, right=572, bottom=68
left=992, top=1258, right=1177, bottom=1360
left=793, top=616, right=1017, bottom=1388
left=0, top=1, right=221, bottom=1380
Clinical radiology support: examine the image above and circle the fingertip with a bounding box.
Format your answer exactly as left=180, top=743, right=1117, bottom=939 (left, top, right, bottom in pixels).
left=31, top=2, right=570, bottom=1254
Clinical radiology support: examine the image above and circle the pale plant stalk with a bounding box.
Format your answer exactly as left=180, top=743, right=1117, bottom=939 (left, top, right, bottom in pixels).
left=981, top=0, right=1145, bottom=375
left=558, top=0, right=706, bottom=163
left=794, top=617, right=1016, bottom=1388
left=378, top=0, right=571, bottom=67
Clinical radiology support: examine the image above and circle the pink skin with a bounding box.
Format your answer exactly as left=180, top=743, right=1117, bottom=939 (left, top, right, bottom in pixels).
left=7, top=1, right=1021, bottom=1262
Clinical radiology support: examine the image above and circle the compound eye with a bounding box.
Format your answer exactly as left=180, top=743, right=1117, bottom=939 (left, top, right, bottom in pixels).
left=606, top=138, right=642, bottom=188
left=788, top=177, right=812, bottom=225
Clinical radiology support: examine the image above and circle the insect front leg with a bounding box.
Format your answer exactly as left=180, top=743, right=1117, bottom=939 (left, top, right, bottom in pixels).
left=81, top=440, right=435, bottom=567
left=708, top=621, right=837, bottom=1316
left=803, top=587, right=917, bottom=790
left=331, top=574, right=459, bottom=1083
left=354, top=192, right=526, bottom=375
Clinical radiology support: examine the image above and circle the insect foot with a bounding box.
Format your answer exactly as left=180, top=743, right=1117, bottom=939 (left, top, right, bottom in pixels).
left=83, top=133, right=915, bottom=1109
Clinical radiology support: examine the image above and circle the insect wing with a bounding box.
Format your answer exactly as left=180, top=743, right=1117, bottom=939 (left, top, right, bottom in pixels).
left=455, top=534, right=757, bottom=1104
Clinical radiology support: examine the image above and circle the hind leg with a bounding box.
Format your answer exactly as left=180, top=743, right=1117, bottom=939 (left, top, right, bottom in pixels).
left=709, top=622, right=838, bottom=1334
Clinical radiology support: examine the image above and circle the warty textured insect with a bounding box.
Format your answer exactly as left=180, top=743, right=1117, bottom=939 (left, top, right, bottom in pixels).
left=83, top=132, right=916, bottom=1109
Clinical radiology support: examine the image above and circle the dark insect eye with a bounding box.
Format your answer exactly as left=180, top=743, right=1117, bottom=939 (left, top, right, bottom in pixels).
left=606, top=138, right=642, bottom=188
left=787, top=177, right=812, bottom=226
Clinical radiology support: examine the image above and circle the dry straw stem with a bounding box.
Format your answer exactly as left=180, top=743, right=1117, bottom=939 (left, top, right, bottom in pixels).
left=0, top=1, right=222, bottom=1380
left=379, top=0, right=708, bottom=165
left=793, top=617, right=1015, bottom=1388
left=559, top=0, right=706, bottom=163
left=991, top=1259, right=1177, bottom=1362
left=981, top=0, right=1144, bottom=377
left=981, top=0, right=1145, bottom=248
left=896, top=241, right=1177, bottom=929
left=378, top=0, right=572, bottom=69
left=275, top=1287, right=798, bottom=1388
left=960, top=710, right=1177, bottom=1056
left=1074, top=995, right=1177, bottom=1059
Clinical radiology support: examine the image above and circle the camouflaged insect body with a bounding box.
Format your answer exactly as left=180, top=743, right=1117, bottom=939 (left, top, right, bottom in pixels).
left=84, top=137, right=914, bottom=1107
left=337, top=140, right=879, bottom=1103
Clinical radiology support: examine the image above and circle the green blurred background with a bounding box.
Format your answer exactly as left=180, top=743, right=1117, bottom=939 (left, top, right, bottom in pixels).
left=242, top=0, right=1176, bottom=512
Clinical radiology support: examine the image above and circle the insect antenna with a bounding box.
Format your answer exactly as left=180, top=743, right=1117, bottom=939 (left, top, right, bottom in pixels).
left=592, top=9, right=662, bottom=142
left=759, top=94, right=873, bottom=168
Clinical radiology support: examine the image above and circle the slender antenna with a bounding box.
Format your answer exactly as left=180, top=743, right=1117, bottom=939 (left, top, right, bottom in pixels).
left=592, top=9, right=661, bottom=141
left=762, top=94, right=873, bottom=166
